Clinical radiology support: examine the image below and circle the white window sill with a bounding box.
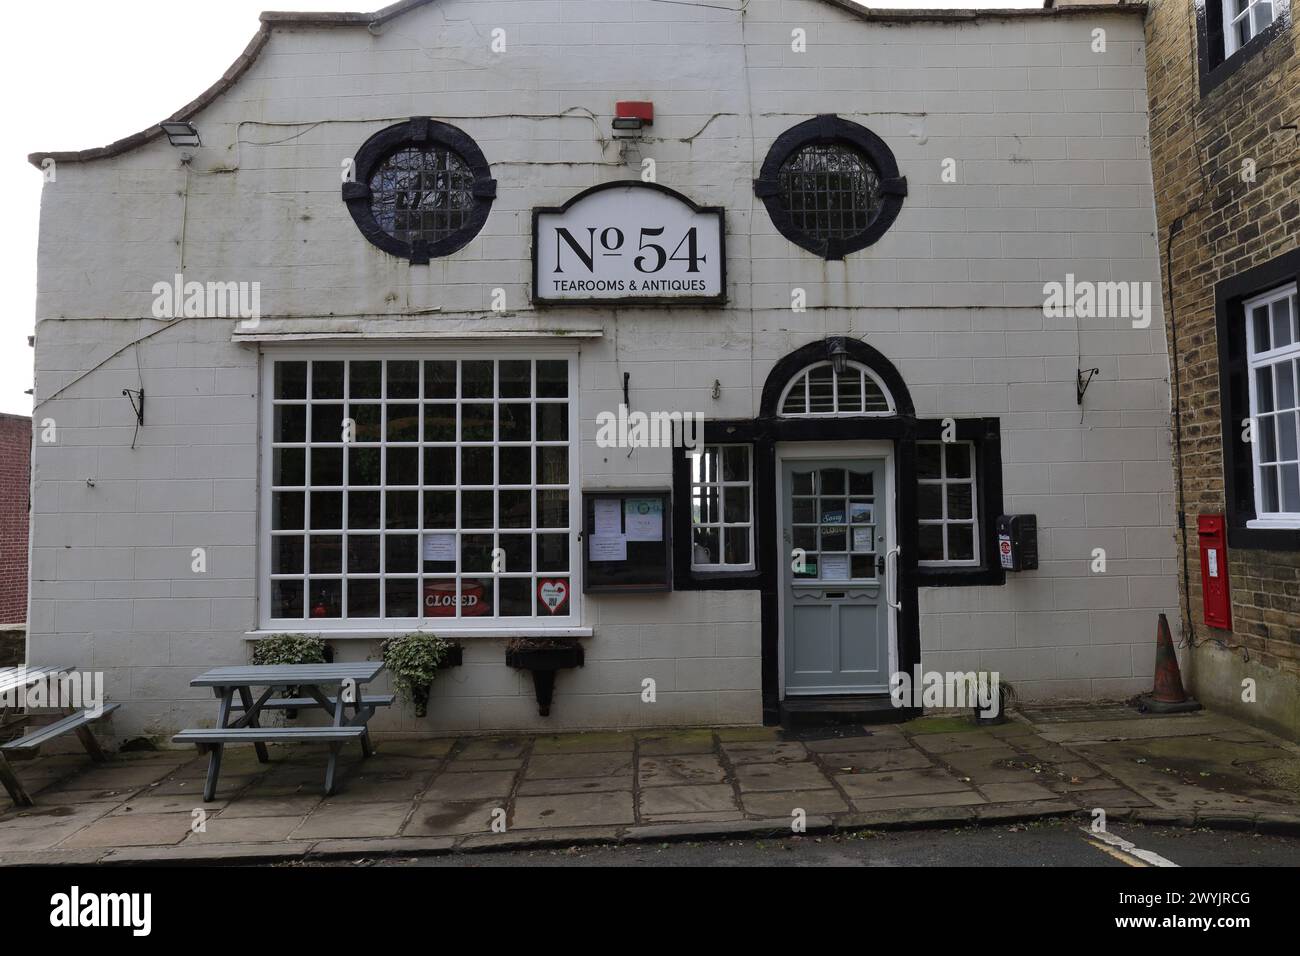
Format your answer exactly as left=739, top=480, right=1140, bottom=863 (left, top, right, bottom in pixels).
left=246, top=627, right=593, bottom=641
left=1246, top=518, right=1300, bottom=530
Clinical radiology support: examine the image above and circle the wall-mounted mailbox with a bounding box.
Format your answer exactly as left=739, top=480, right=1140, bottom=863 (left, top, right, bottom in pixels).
left=1197, top=513, right=1232, bottom=630
left=996, top=514, right=1038, bottom=571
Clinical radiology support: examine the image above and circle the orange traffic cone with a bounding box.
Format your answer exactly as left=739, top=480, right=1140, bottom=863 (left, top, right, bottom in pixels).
left=1137, top=613, right=1201, bottom=714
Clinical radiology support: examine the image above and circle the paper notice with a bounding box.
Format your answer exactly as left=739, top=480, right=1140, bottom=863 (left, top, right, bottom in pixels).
left=593, top=499, right=622, bottom=537
left=821, top=553, right=850, bottom=581
left=624, top=498, right=663, bottom=542
left=588, top=535, right=628, bottom=562
left=422, top=533, right=456, bottom=562
left=852, top=527, right=873, bottom=553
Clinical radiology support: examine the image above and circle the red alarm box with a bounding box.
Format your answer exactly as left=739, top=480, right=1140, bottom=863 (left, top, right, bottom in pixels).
left=1197, top=514, right=1232, bottom=630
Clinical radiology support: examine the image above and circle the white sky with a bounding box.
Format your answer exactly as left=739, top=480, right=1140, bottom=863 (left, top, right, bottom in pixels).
left=0, top=0, right=1041, bottom=416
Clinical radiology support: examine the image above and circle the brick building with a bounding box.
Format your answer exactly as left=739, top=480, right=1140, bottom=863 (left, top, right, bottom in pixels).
left=0, top=413, right=31, bottom=630
left=27, top=0, right=1175, bottom=740
left=1145, top=0, right=1299, bottom=735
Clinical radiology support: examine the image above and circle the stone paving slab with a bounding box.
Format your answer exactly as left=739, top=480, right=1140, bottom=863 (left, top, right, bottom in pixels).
left=512, top=791, right=635, bottom=829
left=835, top=767, right=976, bottom=799
left=638, top=753, right=727, bottom=787
left=405, top=800, right=500, bottom=836
left=638, top=783, right=738, bottom=817
left=817, top=748, right=933, bottom=773
left=741, top=788, right=850, bottom=816
left=2, top=711, right=1299, bottom=865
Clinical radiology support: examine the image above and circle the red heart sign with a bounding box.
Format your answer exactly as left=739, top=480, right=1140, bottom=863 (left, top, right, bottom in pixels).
left=537, top=579, right=569, bottom=614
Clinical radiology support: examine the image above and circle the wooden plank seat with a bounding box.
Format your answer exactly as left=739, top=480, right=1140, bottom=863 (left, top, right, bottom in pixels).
left=173, top=726, right=367, bottom=744
left=0, top=695, right=120, bottom=809
left=230, top=694, right=395, bottom=711
left=2, top=704, right=120, bottom=752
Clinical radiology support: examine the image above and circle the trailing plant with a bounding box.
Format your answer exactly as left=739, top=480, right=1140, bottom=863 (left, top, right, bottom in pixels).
left=250, top=633, right=328, bottom=711
left=380, top=632, right=452, bottom=718
left=250, top=633, right=327, bottom=667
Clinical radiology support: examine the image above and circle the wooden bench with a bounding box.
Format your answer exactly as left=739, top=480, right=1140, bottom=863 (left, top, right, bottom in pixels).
left=0, top=684, right=119, bottom=808
left=230, top=694, right=395, bottom=712
left=174, top=662, right=387, bottom=800
left=174, top=726, right=367, bottom=745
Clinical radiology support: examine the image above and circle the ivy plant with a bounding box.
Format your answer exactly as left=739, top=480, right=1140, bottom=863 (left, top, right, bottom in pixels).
left=380, top=633, right=451, bottom=718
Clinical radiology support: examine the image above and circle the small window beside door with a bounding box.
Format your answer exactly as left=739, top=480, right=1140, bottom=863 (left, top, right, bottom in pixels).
left=688, top=444, right=755, bottom=571
left=917, top=441, right=979, bottom=567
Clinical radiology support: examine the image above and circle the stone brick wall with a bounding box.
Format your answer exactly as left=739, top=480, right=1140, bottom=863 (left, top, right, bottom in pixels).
left=0, top=414, right=30, bottom=626
left=1144, top=0, right=1300, bottom=733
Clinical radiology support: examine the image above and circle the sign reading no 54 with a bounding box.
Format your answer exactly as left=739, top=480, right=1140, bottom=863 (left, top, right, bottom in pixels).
left=555, top=225, right=706, bottom=274
left=533, top=182, right=725, bottom=305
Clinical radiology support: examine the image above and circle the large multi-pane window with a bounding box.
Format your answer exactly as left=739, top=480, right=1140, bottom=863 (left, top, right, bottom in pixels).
left=689, top=445, right=754, bottom=571
left=263, top=356, right=577, bottom=626
left=1245, top=284, right=1300, bottom=525
left=917, top=441, right=979, bottom=566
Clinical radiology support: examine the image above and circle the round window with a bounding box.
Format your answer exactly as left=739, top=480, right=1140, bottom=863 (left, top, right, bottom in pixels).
left=777, top=144, right=882, bottom=242
left=755, top=116, right=906, bottom=260
left=342, top=118, right=495, bottom=263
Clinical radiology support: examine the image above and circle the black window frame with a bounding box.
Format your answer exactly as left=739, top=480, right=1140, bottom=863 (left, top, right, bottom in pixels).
left=913, top=418, right=1006, bottom=588
left=342, top=118, right=496, bottom=264
left=753, top=115, right=907, bottom=260
left=1216, top=246, right=1300, bottom=550
left=1195, top=0, right=1292, bottom=97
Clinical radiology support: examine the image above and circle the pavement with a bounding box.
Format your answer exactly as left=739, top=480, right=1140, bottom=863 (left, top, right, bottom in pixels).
left=2, top=706, right=1299, bottom=865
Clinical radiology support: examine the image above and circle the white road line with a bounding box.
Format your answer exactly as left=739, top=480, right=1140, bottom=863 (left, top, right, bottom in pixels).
left=1080, top=827, right=1180, bottom=867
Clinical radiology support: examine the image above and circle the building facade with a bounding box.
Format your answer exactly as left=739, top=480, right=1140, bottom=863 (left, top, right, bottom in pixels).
left=28, top=0, right=1176, bottom=741
left=1145, top=0, right=1300, bottom=735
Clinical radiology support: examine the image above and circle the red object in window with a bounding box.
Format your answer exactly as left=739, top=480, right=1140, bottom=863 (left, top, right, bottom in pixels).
left=615, top=101, right=654, bottom=125
left=424, top=580, right=489, bottom=617
left=1197, top=514, right=1232, bottom=630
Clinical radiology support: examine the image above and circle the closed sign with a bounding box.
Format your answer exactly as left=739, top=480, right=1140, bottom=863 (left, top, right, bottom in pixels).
left=533, top=182, right=725, bottom=305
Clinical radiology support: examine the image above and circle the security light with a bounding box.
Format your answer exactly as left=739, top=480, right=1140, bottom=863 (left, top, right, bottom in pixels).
left=613, top=101, right=654, bottom=139
left=160, top=120, right=201, bottom=147
left=826, top=336, right=849, bottom=376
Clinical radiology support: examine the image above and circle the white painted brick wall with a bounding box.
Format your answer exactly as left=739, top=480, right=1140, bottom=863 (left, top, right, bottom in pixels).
left=28, top=0, right=1173, bottom=737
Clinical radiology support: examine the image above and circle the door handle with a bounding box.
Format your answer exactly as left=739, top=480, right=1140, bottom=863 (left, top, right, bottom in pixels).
left=885, top=545, right=901, bottom=612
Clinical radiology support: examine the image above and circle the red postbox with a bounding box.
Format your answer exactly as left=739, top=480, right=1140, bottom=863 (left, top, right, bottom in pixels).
left=1197, top=514, right=1232, bottom=630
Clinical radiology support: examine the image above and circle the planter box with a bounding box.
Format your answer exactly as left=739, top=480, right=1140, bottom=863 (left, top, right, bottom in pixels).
left=505, top=644, right=583, bottom=671
left=505, top=641, right=584, bottom=716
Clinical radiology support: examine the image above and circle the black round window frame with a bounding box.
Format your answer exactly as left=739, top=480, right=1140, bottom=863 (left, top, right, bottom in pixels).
left=341, top=117, right=496, bottom=265
left=754, top=115, right=907, bottom=261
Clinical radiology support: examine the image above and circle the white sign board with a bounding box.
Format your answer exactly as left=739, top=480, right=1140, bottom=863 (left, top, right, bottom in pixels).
left=533, top=182, right=725, bottom=304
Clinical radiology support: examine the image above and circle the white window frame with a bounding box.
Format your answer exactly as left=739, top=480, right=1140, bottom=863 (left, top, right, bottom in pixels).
left=916, top=440, right=980, bottom=568
left=1245, top=283, right=1300, bottom=529
left=257, top=348, right=582, bottom=632
left=688, top=444, right=756, bottom=572
left=777, top=360, right=895, bottom=418
left=1223, top=0, right=1276, bottom=57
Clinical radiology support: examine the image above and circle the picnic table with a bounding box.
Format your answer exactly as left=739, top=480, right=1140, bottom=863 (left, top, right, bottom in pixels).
left=172, top=662, right=391, bottom=801
left=0, top=665, right=119, bottom=807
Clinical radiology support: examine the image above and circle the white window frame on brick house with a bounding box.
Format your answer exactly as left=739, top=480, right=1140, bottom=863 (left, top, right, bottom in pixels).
left=257, top=349, right=582, bottom=632
left=688, top=444, right=756, bottom=572
left=1245, top=283, right=1300, bottom=529
left=777, top=360, right=895, bottom=417
left=1222, top=0, right=1277, bottom=56
left=916, top=440, right=980, bottom=568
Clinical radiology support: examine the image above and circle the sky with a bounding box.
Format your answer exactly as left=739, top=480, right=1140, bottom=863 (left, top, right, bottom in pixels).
left=0, top=0, right=1041, bottom=417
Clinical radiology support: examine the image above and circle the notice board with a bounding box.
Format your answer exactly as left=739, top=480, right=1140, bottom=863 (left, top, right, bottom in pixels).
left=582, top=490, right=672, bottom=592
